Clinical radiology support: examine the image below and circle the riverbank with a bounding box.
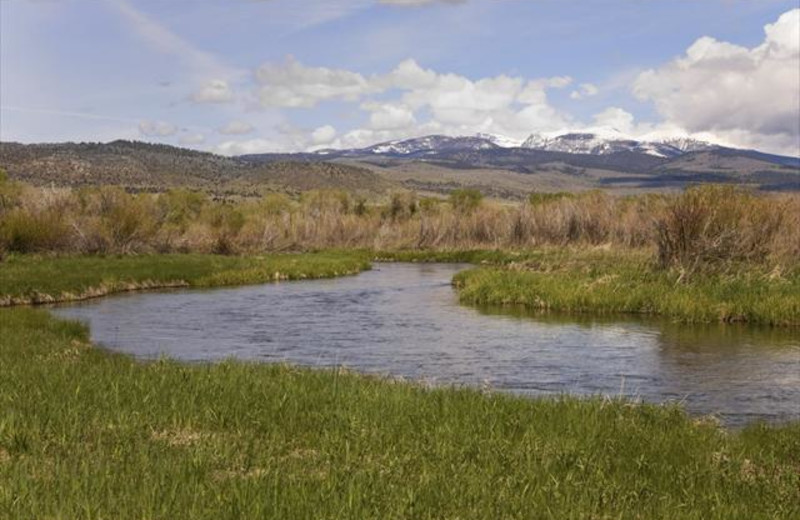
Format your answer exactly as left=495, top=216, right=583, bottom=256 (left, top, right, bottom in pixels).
left=374, top=247, right=800, bottom=326
left=452, top=248, right=800, bottom=327
left=3, top=249, right=799, bottom=326
left=0, top=252, right=370, bottom=306
left=1, top=307, right=798, bottom=519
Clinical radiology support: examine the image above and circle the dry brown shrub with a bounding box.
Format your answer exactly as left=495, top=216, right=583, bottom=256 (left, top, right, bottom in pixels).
left=655, top=185, right=789, bottom=276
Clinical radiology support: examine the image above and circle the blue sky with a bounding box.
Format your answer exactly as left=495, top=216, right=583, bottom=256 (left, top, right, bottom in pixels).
left=1, top=0, right=798, bottom=155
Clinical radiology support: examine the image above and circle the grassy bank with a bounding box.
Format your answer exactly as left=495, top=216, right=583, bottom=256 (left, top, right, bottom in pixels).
left=453, top=249, right=800, bottom=327
left=1, top=308, right=798, bottom=519
left=0, top=252, right=371, bottom=306
left=4, top=248, right=799, bottom=325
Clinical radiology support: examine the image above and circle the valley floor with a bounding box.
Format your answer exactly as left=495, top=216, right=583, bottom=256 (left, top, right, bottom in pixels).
left=1, top=251, right=798, bottom=518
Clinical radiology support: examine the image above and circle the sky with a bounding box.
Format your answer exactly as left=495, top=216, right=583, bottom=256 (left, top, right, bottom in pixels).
left=1, top=0, right=799, bottom=156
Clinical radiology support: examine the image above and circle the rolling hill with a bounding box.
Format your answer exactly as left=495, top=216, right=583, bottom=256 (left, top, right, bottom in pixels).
left=1, top=136, right=798, bottom=199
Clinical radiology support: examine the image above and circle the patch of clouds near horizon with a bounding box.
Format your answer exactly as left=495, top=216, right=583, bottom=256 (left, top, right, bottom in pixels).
left=215, top=138, right=285, bottom=156
left=252, top=57, right=575, bottom=150
left=311, top=125, right=337, bottom=145
left=633, top=8, right=800, bottom=155
left=234, top=8, right=800, bottom=155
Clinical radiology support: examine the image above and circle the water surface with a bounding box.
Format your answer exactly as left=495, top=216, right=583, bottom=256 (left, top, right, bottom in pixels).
left=52, top=263, right=800, bottom=426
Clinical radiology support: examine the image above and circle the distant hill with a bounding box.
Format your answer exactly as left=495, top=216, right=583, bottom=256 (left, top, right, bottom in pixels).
left=244, top=134, right=800, bottom=194
left=1, top=137, right=798, bottom=199
left=0, top=141, right=392, bottom=197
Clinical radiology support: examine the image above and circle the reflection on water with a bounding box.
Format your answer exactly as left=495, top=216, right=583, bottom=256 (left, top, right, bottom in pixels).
left=51, top=263, right=800, bottom=426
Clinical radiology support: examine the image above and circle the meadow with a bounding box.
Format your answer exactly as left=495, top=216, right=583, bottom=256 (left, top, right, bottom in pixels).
left=1, top=307, right=799, bottom=519
left=0, top=221, right=798, bottom=517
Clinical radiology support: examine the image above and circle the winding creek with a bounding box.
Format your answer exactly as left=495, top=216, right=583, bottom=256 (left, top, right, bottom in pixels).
left=52, top=263, right=800, bottom=427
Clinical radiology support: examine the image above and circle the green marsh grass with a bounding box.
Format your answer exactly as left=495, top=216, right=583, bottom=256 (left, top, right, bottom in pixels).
left=1, top=308, right=798, bottom=519
left=0, top=252, right=371, bottom=306
left=453, top=249, right=800, bottom=326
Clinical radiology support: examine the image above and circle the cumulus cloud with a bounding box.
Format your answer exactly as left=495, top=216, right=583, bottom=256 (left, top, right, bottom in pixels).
left=250, top=56, right=573, bottom=147
left=255, top=56, right=376, bottom=108
left=191, top=79, right=234, bottom=103
left=633, top=8, right=800, bottom=154
left=570, top=83, right=599, bottom=100
left=310, top=125, right=337, bottom=145
left=179, top=133, right=205, bottom=145
left=139, top=120, right=177, bottom=137
left=215, top=138, right=284, bottom=156
left=592, top=107, right=636, bottom=134
left=218, top=120, right=255, bottom=135
left=362, top=101, right=417, bottom=130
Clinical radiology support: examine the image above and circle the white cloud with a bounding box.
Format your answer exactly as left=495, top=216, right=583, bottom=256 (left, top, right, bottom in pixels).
left=255, top=56, right=376, bottom=108
left=219, top=120, right=255, bottom=135
left=249, top=56, right=574, bottom=149
left=215, top=138, right=284, bottom=156
left=362, top=101, right=417, bottom=130
left=139, top=120, right=177, bottom=137
left=376, top=58, right=438, bottom=90
left=191, top=80, right=234, bottom=103
left=179, top=133, right=205, bottom=145
left=592, top=107, right=635, bottom=134
left=570, top=83, right=599, bottom=100
left=633, top=8, right=800, bottom=154
left=310, top=125, right=337, bottom=145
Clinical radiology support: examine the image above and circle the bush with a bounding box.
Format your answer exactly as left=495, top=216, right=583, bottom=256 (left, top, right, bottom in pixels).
left=207, top=204, right=246, bottom=255
left=385, top=192, right=417, bottom=221
left=0, top=208, right=72, bottom=253
left=528, top=191, right=574, bottom=206
left=0, top=168, right=21, bottom=212
left=449, top=189, right=483, bottom=214
left=655, top=185, right=784, bottom=277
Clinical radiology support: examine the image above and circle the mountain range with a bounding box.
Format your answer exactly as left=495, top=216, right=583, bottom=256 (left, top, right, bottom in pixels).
left=303, top=130, right=798, bottom=166
left=1, top=130, right=798, bottom=199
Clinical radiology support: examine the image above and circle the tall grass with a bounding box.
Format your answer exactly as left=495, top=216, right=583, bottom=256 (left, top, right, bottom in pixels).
left=2, top=182, right=797, bottom=274
left=1, top=307, right=798, bottom=519
left=656, top=186, right=795, bottom=278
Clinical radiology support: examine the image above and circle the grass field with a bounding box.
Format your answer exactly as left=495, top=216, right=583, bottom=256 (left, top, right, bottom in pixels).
left=1, top=308, right=798, bottom=519
left=0, top=252, right=371, bottom=306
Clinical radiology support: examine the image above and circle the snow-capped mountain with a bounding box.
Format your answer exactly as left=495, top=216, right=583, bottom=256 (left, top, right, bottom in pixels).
left=520, top=130, right=720, bottom=158
left=475, top=133, right=524, bottom=148
left=334, top=135, right=500, bottom=156
left=316, top=130, right=723, bottom=159
left=657, top=137, right=720, bottom=153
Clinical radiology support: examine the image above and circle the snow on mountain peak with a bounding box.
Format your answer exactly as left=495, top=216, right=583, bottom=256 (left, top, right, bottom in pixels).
left=313, top=130, right=723, bottom=159
left=475, top=133, right=523, bottom=148
left=520, top=130, right=719, bottom=158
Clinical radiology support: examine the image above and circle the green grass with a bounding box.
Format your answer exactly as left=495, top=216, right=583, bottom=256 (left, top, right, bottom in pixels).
left=1, top=308, right=798, bottom=519
left=453, top=248, right=800, bottom=327
left=0, top=252, right=371, bottom=305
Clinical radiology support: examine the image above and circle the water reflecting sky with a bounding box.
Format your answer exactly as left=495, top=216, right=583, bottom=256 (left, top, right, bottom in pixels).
left=52, top=263, right=800, bottom=426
